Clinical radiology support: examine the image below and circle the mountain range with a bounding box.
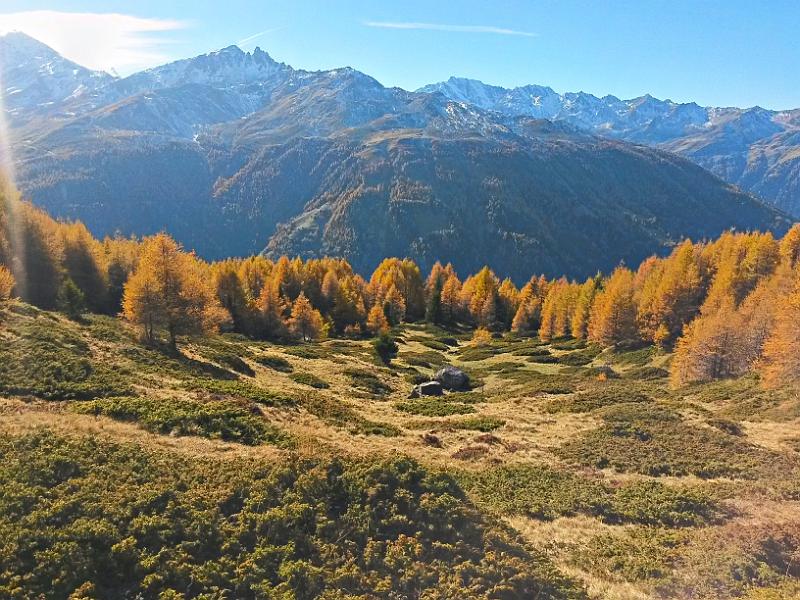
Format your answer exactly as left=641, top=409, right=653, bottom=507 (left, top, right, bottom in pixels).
left=420, top=78, right=800, bottom=217
left=1, top=32, right=794, bottom=280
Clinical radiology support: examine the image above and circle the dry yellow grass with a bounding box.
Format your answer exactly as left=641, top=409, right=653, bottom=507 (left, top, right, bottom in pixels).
left=4, top=312, right=800, bottom=599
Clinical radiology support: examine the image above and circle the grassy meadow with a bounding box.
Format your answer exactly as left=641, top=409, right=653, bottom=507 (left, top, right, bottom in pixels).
left=1, top=300, right=799, bottom=599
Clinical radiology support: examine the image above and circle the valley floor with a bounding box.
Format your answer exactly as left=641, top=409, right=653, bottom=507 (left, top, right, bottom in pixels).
left=1, top=301, right=799, bottom=599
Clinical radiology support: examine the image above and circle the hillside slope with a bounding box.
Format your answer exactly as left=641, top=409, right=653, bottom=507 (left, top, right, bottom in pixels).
left=2, top=301, right=799, bottom=598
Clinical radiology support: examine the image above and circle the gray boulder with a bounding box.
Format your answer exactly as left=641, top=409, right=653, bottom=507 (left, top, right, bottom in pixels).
left=434, top=365, right=470, bottom=391
left=409, top=381, right=444, bottom=398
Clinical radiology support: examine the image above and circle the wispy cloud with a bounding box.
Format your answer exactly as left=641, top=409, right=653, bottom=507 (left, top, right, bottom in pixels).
left=363, top=21, right=536, bottom=37
left=237, top=27, right=284, bottom=48
left=0, top=11, right=188, bottom=74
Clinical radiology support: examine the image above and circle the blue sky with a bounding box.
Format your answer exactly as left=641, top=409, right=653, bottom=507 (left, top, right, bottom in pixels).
left=2, top=0, right=799, bottom=109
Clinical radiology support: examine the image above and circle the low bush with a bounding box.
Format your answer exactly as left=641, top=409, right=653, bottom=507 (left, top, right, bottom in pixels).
left=558, top=403, right=782, bottom=478
left=461, top=465, right=611, bottom=520
left=550, top=339, right=588, bottom=351
left=557, top=345, right=602, bottom=366
left=189, top=379, right=297, bottom=407
left=623, top=366, right=670, bottom=380
left=284, top=345, right=327, bottom=359
left=289, top=372, right=330, bottom=389
left=300, top=392, right=400, bottom=436
left=455, top=416, right=506, bottom=431
left=500, top=370, right=577, bottom=395
left=400, top=350, right=446, bottom=368
left=0, top=313, right=133, bottom=400
left=458, top=348, right=495, bottom=362
left=0, top=432, right=583, bottom=598
left=404, top=416, right=506, bottom=432
left=528, top=353, right=560, bottom=364
left=609, top=481, right=721, bottom=527
left=394, top=399, right=476, bottom=417
left=419, top=339, right=450, bottom=352
left=255, top=354, right=294, bottom=372
left=544, top=387, right=651, bottom=413
left=512, top=346, right=552, bottom=357
left=73, top=396, right=292, bottom=446
left=574, top=528, right=686, bottom=582
left=343, top=368, right=392, bottom=397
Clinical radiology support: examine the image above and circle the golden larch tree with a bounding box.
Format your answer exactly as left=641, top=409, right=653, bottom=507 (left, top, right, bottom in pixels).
left=571, top=275, right=602, bottom=340
left=670, top=297, right=748, bottom=386
left=588, top=267, right=638, bottom=346
left=289, top=292, right=324, bottom=341
left=0, top=265, right=14, bottom=301
left=759, top=271, right=800, bottom=388
left=366, top=303, right=390, bottom=335
left=440, top=273, right=463, bottom=325
left=256, top=280, right=288, bottom=339
left=382, top=285, right=407, bottom=325
left=123, top=233, right=227, bottom=347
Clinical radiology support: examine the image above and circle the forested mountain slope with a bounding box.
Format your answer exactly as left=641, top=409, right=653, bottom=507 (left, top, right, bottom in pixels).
left=421, top=77, right=800, bottom=217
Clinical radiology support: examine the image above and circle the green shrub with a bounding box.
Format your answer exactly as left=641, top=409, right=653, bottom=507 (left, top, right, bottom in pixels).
left=557, top=345, right=602, bottom=366
left=419, top=339, right=450, bottom=352
left=372, top=333, right=399, bottom=364
left=216, top=353, right=255, bottom=376
left=446, top=391, right=487, bottom=404
left=528, top=353, right=560, bottom=364
left=603, top=345, right=654, bottom=366
left=485, top=361, right=526, bottom=373
left=343, top=368, right=392, bottom=397
left=512, top=346, right=552, bottom=357
left=394, top=399, right=476, bottom=417
left=189, top=379, right=297, bottom=407
left=558, top=403, right=782, bottom=478
left=299, top=392, right=400, bottom=437
left=0, top=432, right=583, bottom=599
left=609, top=481, right=720, bottom=526
left=400, top=350, right=446, bottom=367
left=284, top=345, right=327, bottom=359
left=0, top=313, right=132, bottom=400
left=405, top=416, right=506, bottom=432
left=255, top=354, right=294, bottom=372
left=458, top=348, right=495, bottom=362
left=623, top=366, right=669, bottom=380
left=73, top=396, right=292, bottom=446
left=461, top=465, right=611, bottom=520
left=404, top=371, right=430, bottom=385
left=289, top=372, right=330, bottom=389
left=500, top=370, right=577, bottom=395
left=550, top=339, right=588, bottom=350
left=455, top=416, right=506, bottom=431
left=574, top=528, right=686, bottom=582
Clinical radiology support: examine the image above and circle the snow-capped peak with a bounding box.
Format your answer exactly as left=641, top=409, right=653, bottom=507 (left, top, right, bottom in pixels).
left=115, top=44, right=289, bottom=93
left=0, top=31, right=114, bottom=113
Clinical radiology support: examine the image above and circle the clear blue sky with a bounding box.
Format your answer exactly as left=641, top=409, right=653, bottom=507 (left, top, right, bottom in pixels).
left=3, top=0, right=799, bottom=109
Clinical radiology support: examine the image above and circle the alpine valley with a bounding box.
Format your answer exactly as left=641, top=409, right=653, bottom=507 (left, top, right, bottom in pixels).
left=1, top=32, right=795, bottom=280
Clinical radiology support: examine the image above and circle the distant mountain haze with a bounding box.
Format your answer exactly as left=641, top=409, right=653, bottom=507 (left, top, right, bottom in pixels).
left=1, top=32, right=793, bottom=281
left=420, top=77, right=800, bottom=218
